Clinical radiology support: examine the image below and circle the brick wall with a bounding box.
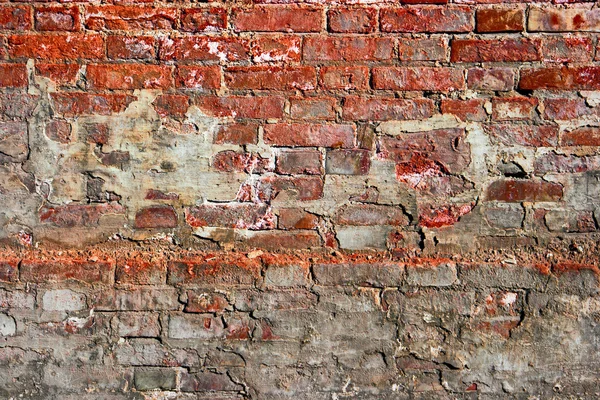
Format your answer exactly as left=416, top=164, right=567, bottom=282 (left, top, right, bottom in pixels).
left=1, top=0, right=600, bottom=398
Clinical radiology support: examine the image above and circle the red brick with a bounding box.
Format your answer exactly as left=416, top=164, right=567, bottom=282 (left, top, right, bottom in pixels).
left=152, top=94, right=189, bottom=118
left=257, top=176, right=324, bottom=201
left=264, top=123, right=354, bottom=148
left=39, top=203, right=125, bottom=227
left=135, top=206, right=178, bottom=229
left=186, top=204, right=275, bottom=230
left=0, top=6, right=31, bottom=30
left=168, top=255, right=261, bottom=286
left=372, top=67, right=464, bottom=92
left=381, top=6, right=473, bottom=33
left=224, top=66, right=316, bottom=90
left=214, top=124, right=258, bottom=145
left=181, top=7, right=227, bottom=32
left=243, top=231, right=321, bottom=251
left=175, top=66, right=220, bottom=90
left=116, top=258, right=166, bottom=285
left=290, top=97, right=336, bottom=120
left=145, top=189, right=179, bottom=201
left=419, top=203, right=474, bottom=228
left=328, top=8, right=377, bottom=33
left=8, top=34, right=104, bottom=60
left=441, top=99, right=487, bottom=122
left=0, top=64, right=27, bottom=88
left=0, top=259, right=18, bottom=283
left=35, top=63, right=80, bottom=86
left=303, top=37, right=394, bottom=61
left=485, top=123, right=558, bottom=147
left=325, top=149, right=371, bottom=175
left=335, top=204, right=409, bottom=226
left=534, top=153, right=598, bottom=175
left=492, top=97, right=538, bottom=121
left=196, top=96, right=284, bottom=119
left=185, top=291, right=230, bottom=313
left=35, top=6, right=80, bottom=31
left=342, top=97, right=435, bottom=121
left=232, top=6, right=322, bottom=33
left=159, top=36, right=249, bottom=62
left=21, top=259, right=114, bottom=285
left=45, top=120, right=72, bottom=144
left=529, top=8, right=600, bottom=32
left=520, top=67, right=600, bottom=90
left=487, top=180, right=563, bottom=202
left=87, top=64, right=173, bottom=90
left=451, top=38, right=541, bottom=62
left=85, top=5, right=178, bottom=30
left=51, top=93, right=136, bottom=116
left=380, top=129, right=470, bottom=174
left=476, top=8, right=524, bottom=32
left=467, top=68, right=515, bottom=91
left=560, top=127, right=600, bottom=147
left=278, top=208, right=319, bottom=230
left=543, top=98, right=590, bottom=120
left=398, top=38, right=447, bottom=61
left=251, top=35, right=301, bottom=63
left=107, top=35, right=155, bottom=60
left=276, top=149, right=323, bottom=175
left=319, top=66, right=369, bottom=90
left=542, top=37, right=593, bottom=63
left=212, top=150, right=270, bottom=173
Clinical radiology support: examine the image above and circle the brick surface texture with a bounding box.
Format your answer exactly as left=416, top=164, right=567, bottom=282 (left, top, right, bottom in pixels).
left=0, top=0, right=600, bottom=398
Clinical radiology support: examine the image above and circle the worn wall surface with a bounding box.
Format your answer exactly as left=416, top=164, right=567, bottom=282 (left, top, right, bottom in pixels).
left=1, top=0, right=600, bottom=398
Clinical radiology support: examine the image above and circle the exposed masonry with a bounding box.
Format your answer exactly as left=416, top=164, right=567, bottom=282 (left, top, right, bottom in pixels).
left=1, top=0, right=600, bottom=398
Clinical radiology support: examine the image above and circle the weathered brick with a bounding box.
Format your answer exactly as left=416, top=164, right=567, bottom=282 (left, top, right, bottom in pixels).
left=529, top=8, right=600, bottom=32
left=152, top=94, right=189, bottom=118
left=343, top=97, right=435, bottom=121
left=251, top=35, right=301, bottom=63
left=181, top=7, right=227, bottom=32
left=451, top=38, right=541, bottom=62
left=560, top=127, right=600, bottom=147
left=467, top=68, right=515, bottom=91
left=90, top=288, right=179, bottom=311
left=134, top=206, right=178, bottom=229
left=325, top=149, right=371, bottom=175
left=405, top=261, right=458, bottom=287
left=313, top=262, right=404, bottom=287
left=20, top=259, right=114, bottom=284
left=107, top=35, right=155, bottom=60
left=215, top=124, right=258, bottom=145
left=232, top=6, right=322, bottom=32
left=225, top=66, right=316, bottom=90
left=168, top=314, right=226, bottom=339
left=328, top=7, right=377, bottom=33
left=243, top=231, right=322, bottom=250
left=87, top=64, right=173, bottom=90
left=160, top=36, right=249, bottom=62
left=264, top=123, right=355, bottom=148
left=418, top=203, right=474, bottom=228
left=441, top=99, right=487, bottom=122
left=520, top=67, right=600, bottom=90
left=303, top=37, right=394, bottom=61
left=35, top=6, right=80, bottom=31
left=0, top=121, right=28, bottom=163
left=543, top=98, right=590, bottom=120
left=39, top=203, right=125, bottom=227
left=0, top=259, right=18, bottom=283
left=35, top=63, right=80, bottom=86
left=476, top=8, right=524, bottom=32
left=134, top=368, right=176, bottom=391
left=486, top=180, right=563, bottom=202
left=492, top=97, right=538, bottom=121
left=398, top=38, right=447, bottom=61
left=0, top=64, right=27, bottom=88
left=185, top=291, right=231, bottom=313
left=85, top=5, right=178, bottom=30
left=264, top=263, right=310, bottom=288
left=168, top=256, right=261, bottom=286
left=335, top=204, right=409, bottom=226
left=257, top=176, right=324, bottom=201
left=542, top=37, right=593, bottom=63
left=373, top=67, right=464, bottom=92
left=45, top=120, right=72, bottom=144
left=180, top=370, right=243, bottom=392
left=196, top=96, right=284, bottom=119
left=381, top=6, right=473, bottom=33
left=484, top=123, right=558, bottom=147
left=290, top=97, right=336, bottom=120
left=186, top=204, right=274, bottom=230
left=8, top=34, right=104, bottom=60
left=42, top=289, right=86, bottom=311
left=51, top=93, right=136, bottom=116
left=319, top=66, right=369, bottom=90
left=0, top=6, right=31, bottom=30
left=278, top=208, right=319, bottom=230
left=276, top=149, right=323, bottom=175
left=116, top=258, right=165, bottom=285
